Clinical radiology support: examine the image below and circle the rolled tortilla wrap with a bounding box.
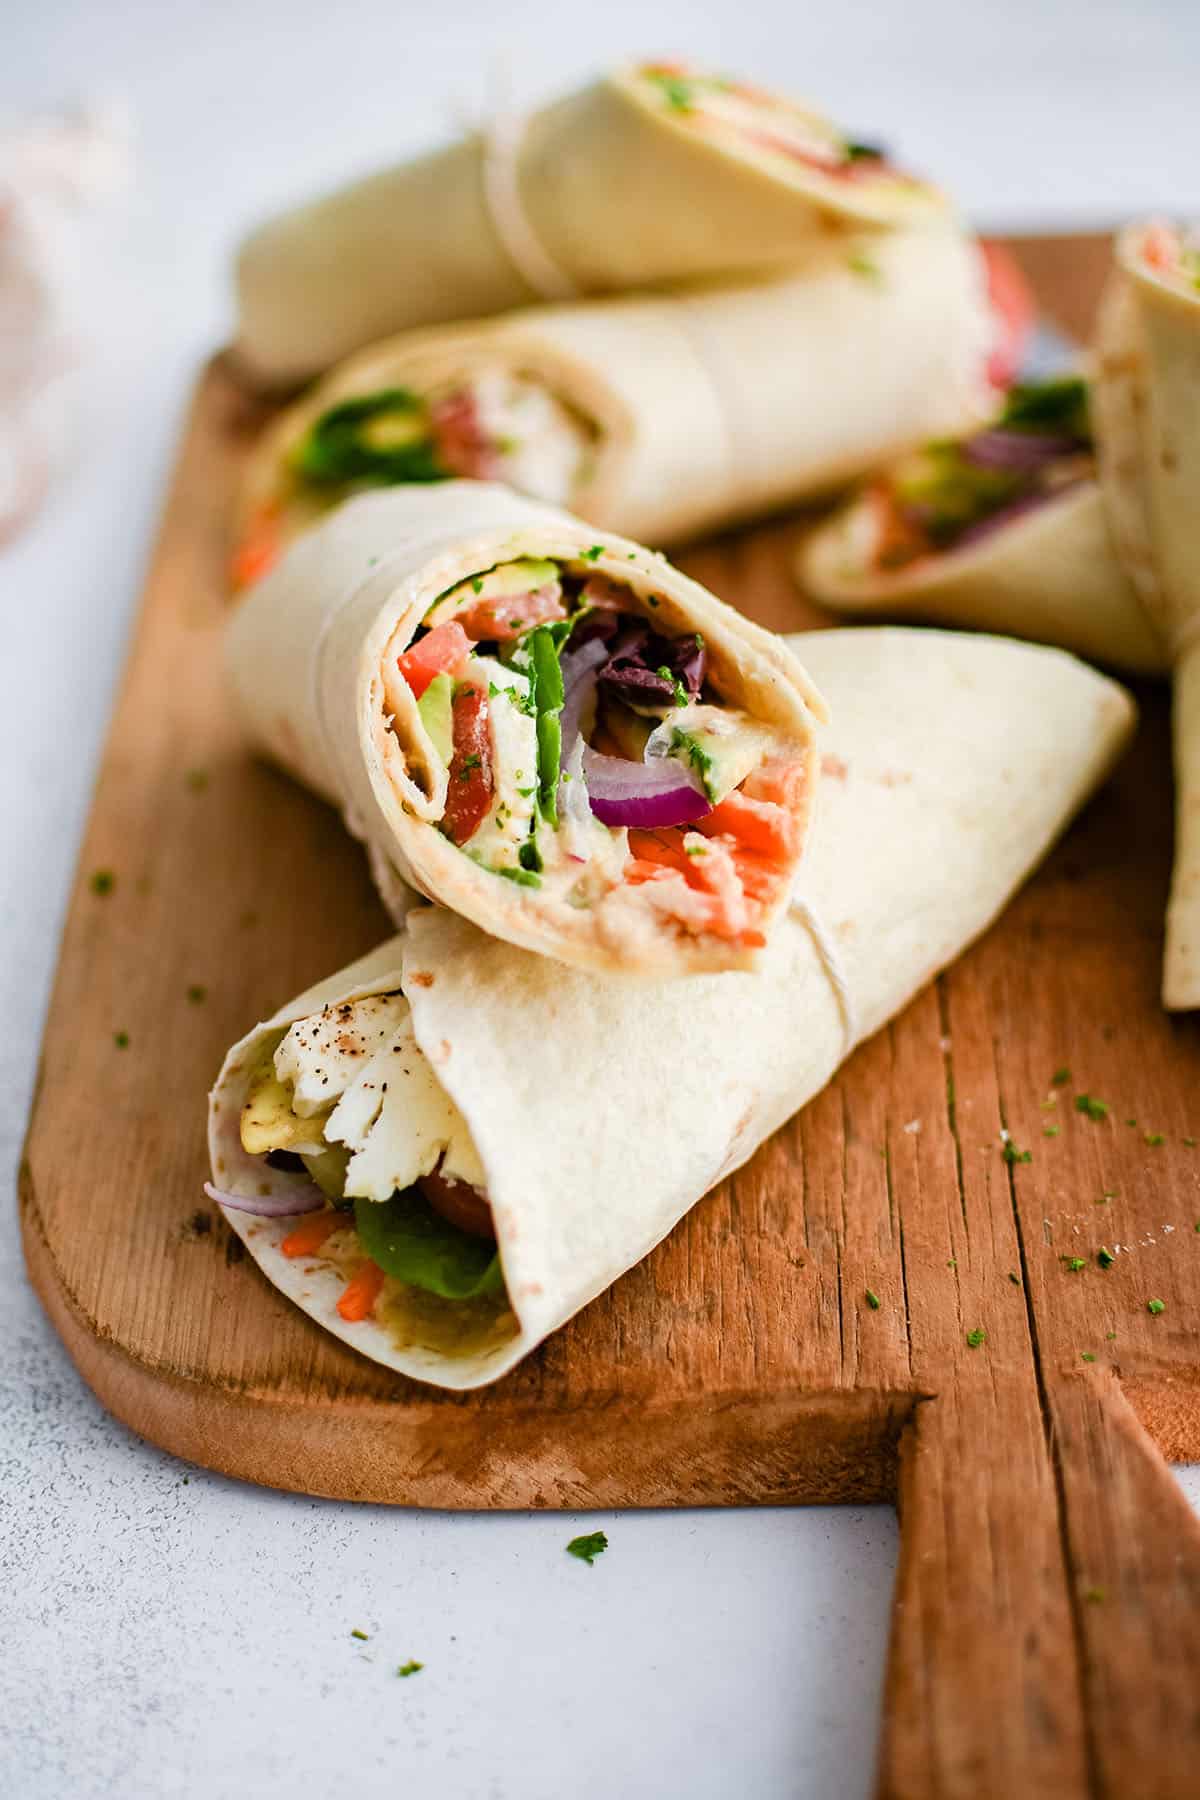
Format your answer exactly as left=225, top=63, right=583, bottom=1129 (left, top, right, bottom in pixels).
left=208, top=627, right=1135, bottom=1390
left=1093, top=221, right=1200, bottom=1007
left=232, top=228, right=996, bottom=587
left=234, top=60, right=952, bottom=387
left=800, top=374, right=1166, bottom=676
left=226, top=481, right=826, bottom=977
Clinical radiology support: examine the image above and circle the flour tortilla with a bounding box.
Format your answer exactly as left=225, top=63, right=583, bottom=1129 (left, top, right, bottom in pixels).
left=800, top=478, right=1165, bottom=677
left=209, top=626, right=1134, bottom=1389
left=225, top=481, right=825, bottom=976
left=239, top=228, right=994, bottom=556
left=234, top=67, right=952, bottom=387
left=1093, top=222, right=1200, bottom=1006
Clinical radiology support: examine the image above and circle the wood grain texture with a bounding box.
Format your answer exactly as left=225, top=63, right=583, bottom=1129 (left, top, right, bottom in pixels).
left=19, top=237, right=1200, bottom=1798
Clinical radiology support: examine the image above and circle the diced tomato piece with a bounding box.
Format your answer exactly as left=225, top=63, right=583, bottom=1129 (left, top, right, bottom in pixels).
left=396, top=621, right=475, bottom=699
left=281, top=1211, right=342, bottom=1258
left=453, top=585, right=566, bottom=642
left=698, top=788, right=797, bottom=862
left=429, top=389, right=500, bottom=481
left=980, top=241, right=1035, bottom=391
left=336, top=1260, right=386, bottom=1322
left=1141, top=224, right=1176, bottom=271
left=230, top=505, right=283, bottom=591
left=419, top=1167, right=496, bottom=1240
left=441, top=681, right=494, bottom=845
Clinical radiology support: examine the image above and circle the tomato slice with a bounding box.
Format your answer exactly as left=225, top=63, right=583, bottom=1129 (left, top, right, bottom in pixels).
left=229, top=504, right=283, bottom=591
left=453, top=586, right=566, bottom=642
left=980, top=241, right=1035, bottom=391
left=442, top=681, right=494, bottom=844
left=396, top=621, right=475, bottom=699
left=419, top=1167, right=496, bottom=1240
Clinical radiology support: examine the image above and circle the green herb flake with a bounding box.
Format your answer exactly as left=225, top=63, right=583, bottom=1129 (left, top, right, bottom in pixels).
left=1096, top=1247, right=1115, bottom=1270
left=1062, top=1256, right=1087, bottom=1273
left=90, top=869, right=115, bottom=896
left=350, top=1629, right=369, bottom=1642
left=1074, top=1094, right=1110, bottom=1121
left=185, top=768, right=209, bottom=792
left=1081, top=1353, right=1096, bottom=1363
left=865, top=1288, right=881, bottom=1310
left=847, top=250, right=883, bottom=284
left=1125, top=1118, right=1138, bottom=1128
left=1051, top=1067, right=1071, bottom=1087
left=493, top=865, right=541, bottom=888
left=396, top=1659, right=423, bottom=1678
left=966, top=1328, right=986, bottom=1349
left=1184, top=1137, right=1197, bottom=1148
left=1008, top=1271, right=1021, bottom=1286
left=1144, top=1131, right=1166, bottom=1147
left=1001, top=1141, right=1032, bottom=1165
left=1084, top=1586, right=1106, bottom=1604
left=186, top=984, right=207, bottom=1005
left=567, top=1531, right=609, bottom=1566
left=1106, top=1331, right=1117, bottom=1340
left=581, top=545, right=604, bottom=562
left=113, top=1031, right=129, bottom=1049
left=1147, top=1298, right=1166, bottom=1316
left=1043, top=1124, right=1060, bottom=1138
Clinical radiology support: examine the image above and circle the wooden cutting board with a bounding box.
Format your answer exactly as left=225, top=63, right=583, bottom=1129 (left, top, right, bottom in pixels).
left=20, top=236, right=1200, bottom=1798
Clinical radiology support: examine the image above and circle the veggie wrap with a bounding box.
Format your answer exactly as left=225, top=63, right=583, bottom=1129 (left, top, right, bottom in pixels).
left=235, top=60, right=952, bottom=387
left=226, top=482, right=826, bottom=977
left=232, top=228, right=996, bottom=588
left=208, top=627, right=1135, bottom=1390
left=800, top=375, right=1166, bottom=676
left=1092, top=221, right=1200, bottom=1006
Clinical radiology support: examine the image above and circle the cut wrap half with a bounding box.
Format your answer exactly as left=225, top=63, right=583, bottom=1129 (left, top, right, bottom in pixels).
left=800, top=374, right=1166, bottom=676
left=235, top=59, right=953, bottom=387
left=208, top=627, right=1135, bottom=1390
left=232, top=228, right=998, bottom=589
left=226, top=482, right=825, bottom=976
left=1093, top=221, right=1200, bottom=1006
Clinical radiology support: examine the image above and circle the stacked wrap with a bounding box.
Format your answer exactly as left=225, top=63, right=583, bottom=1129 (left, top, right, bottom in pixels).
left=1093, top=223, right=1200, bottom=1006
left=238, top=229, right=995, bottom=562
left=226, top=481, right=826, bottom=976
left=235, top=65, right=951, bottom=387
left=209, top=627, right=1134, bottom=1388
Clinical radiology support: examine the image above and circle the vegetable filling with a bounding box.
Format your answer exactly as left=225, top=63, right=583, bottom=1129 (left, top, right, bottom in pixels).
left=636, top=60, right=921, bottom=192
left=382, top=556, right=810, bottom=949
left=231, top=371, right=595, bottom=590
left=232, top=994, right=505, bottom=1331
left=1137, top=221, right=1200, bottom=296
left=864, top=377, right=1095, bottom=571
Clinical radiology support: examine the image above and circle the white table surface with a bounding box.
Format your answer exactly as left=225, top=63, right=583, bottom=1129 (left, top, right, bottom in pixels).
left=3, top=3, right=1199, bottom=1796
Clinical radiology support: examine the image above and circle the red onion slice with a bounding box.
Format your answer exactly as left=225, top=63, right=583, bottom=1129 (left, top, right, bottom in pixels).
left=961, top=429, right=1086, bottom=472
left=203, top=1179, right=325, bottom=1219
left=558, top=638, right=610, bottom=748
left=582, top=745, right=711, bottom=829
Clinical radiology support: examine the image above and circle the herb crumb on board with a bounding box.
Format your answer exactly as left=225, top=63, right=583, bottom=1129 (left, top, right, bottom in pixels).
left=1074, top=1095, right=1109, bottom=1122
left=966, top=1328, right=986, bottom=1349
left=566, top=1531, right=608, bottom=1566
left=90, top=869, right=115, bottom=896
left=865, top=1288, right=881, bottom=1310
left=1147, top=1298, right=1166, bottom=1316
left=396, top=1660, right=423, bottom=1678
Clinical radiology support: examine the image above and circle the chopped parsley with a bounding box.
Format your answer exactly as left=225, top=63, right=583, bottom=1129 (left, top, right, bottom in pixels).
left=1184, top=1137, right=1197, bottom=1148
left=566, top=1531, right=608, bottom=1565
left=1147, top=1298, right=1166, bottom=1315
left=1106, top=1331, right=1117, bottom=1340
left=847, top=251, right=883, bottom=284
left=1081, top=1353, right=1096, bottom=1363
left=1043, top=1124, right=1060, bottom=1138
left=1051, top=1067, right=1072, bottom=1087
left=670, top=728, right=716, bottom=801
left=186, top=984, right=207, bottom=1005
left=185, top=768, right=209, bottom=792
left=90, top=869, right=115, bottom=896
left=1008, top=1271, right=1021, bottom=1285
left=113, top=1031, right=129, bottom=1049
left=518, top=838, right=543, bottom=874
left=1062, top=1257, right=1087, bottom=1273
left=656, top=664, right=690, bottom=707
left=1074, top=1095, right=1110, bottom=1121
left=472, top=577, right=484, bottom=594
left=1001, top=1141, right=1032, bottom=1165
left=581, top=545, right=604, bottom=562
left=1096, top=1247, right=1115, bottom=1270
left=1083, top=1586, right=1106, bottom=1604
left=350, top=1629, right=369, bottom=1642
left=684, top=843, right=708, bottom=857
left=1144, top=1131, right=1166, bottom=1147
left=396, top=1659, right=423, bottom=1677
left=966, top=1328, right=986, bottom=1349
left=865, top=1288, right=881, bottom=1310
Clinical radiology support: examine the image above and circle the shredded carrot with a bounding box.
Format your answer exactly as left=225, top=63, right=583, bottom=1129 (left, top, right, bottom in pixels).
left=229, top=505, right=283, bottom=591
left=280, top=1212, right=342, bottom=1259
left=336, top=1261, right=386, bottom=1322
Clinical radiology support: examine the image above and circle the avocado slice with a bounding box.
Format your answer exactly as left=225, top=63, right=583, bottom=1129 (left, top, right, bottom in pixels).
left=240, top=1063, right=332, bottom=1156
left=426, top=557, right=562, bottom=625
left=417, top=671, right=454, bottom=765
left=649, top=704, right=774, bottom=805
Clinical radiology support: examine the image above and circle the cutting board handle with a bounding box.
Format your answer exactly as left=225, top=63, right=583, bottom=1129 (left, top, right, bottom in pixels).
left=876, top=1370, right=1200, bottom=1798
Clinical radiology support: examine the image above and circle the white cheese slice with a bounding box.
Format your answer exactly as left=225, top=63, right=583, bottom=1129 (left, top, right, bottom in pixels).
left=274, top=992, right=409, bottom=1117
